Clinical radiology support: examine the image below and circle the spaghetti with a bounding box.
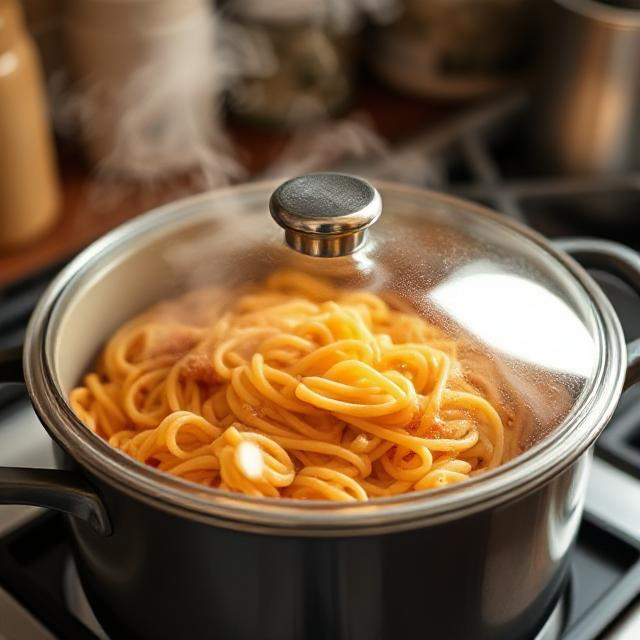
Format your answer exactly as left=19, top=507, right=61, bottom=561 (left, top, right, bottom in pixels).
left=70, top=270, right=505, bottom=502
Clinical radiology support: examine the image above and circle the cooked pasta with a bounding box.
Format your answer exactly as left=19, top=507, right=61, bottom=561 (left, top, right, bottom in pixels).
left=70, top=270, right=505, bottom=502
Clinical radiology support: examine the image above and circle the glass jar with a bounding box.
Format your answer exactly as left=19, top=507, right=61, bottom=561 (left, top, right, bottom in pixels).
left=224, top=1, right=358, bottom=129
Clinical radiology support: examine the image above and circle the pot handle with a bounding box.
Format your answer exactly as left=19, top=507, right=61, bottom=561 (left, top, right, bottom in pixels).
left=0, top=347, right=112, bottom=536
left=554, top=238, right=640, bottom=390
left=0, top=468, right=112, bottom=535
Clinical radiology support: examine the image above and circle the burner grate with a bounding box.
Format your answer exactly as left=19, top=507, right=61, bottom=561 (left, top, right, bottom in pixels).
left=0, top=260, right=65, bottom=352
left=341, top=93, right=640, bottom=242
left=590, top=276, right=640, bottom=480
left=0, top=514, right=97, bottom=639
left=563, top=514, right=640, bottom=639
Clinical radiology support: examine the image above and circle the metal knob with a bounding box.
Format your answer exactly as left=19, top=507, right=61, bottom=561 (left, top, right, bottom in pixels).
left=269, top=173, right=382, bottom=257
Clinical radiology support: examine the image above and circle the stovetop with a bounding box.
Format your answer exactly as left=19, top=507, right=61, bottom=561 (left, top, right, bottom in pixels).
left=1, top=95, right=640, bottom=639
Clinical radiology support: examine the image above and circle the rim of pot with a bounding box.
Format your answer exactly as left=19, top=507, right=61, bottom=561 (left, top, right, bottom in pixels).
left=23, top=181, right=626, bottom=537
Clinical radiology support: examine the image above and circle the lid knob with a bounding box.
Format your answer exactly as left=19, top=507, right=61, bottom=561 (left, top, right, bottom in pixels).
left=269, top=173, right=382, bottom=257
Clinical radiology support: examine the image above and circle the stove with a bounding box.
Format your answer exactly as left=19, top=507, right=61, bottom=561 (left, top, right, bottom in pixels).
left=1, top=95, right=640, bottom=639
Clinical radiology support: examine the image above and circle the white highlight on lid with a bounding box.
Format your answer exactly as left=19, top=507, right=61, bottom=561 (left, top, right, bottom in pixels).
left=430, top=267, right=596, bottom=378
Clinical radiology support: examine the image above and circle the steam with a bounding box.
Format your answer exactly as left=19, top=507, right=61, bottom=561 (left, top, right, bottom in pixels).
left=338, top=94, right=527, bottom=187
left=260, top=115, right=389, bottom=178
left=59, top=8, right=243, bottom=190
left=49, top=0, right=404, bottom=202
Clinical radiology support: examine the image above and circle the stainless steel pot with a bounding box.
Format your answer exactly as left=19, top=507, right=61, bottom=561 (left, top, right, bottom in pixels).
left=0, top=177, right=638, bottom=640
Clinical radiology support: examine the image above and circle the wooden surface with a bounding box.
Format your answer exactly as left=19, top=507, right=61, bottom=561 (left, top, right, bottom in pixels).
left=0, top=81, right=457, bottom=286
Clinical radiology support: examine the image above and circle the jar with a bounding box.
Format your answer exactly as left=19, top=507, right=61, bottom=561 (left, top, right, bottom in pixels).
left=369, top=0, right=535, bottom=100
left=224, top=0, right=358, bottom=129
left=0, top=0, right=60, bottom=249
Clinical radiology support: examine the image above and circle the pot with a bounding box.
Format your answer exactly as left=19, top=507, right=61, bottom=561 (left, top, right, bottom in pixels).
left=531, top=0, right=640, bottom=175
left=0, top=175, right=639, bottom=640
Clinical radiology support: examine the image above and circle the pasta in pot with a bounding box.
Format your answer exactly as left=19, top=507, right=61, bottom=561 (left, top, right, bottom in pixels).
left=70, top=270, right=505, bottom=502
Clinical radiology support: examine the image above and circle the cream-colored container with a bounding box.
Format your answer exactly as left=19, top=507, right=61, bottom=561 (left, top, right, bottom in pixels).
left=0, top=0, right=60, bottom=249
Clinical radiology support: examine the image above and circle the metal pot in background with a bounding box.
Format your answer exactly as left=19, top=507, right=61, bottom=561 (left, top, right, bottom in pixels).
left=531, top=0, right=640, bottom=175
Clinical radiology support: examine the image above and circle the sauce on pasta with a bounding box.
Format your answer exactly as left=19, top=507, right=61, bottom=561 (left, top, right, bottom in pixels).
left=70, top=270, right=505, bottom=501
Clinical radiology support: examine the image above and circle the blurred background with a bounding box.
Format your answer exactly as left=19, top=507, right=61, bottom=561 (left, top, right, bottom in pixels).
left=5, top=0, right=640, bottom=286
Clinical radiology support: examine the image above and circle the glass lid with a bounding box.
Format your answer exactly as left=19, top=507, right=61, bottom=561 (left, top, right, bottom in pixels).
left=37, top=173, right=620, bottom=529
left=156, top=172, right=601, bottom=459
